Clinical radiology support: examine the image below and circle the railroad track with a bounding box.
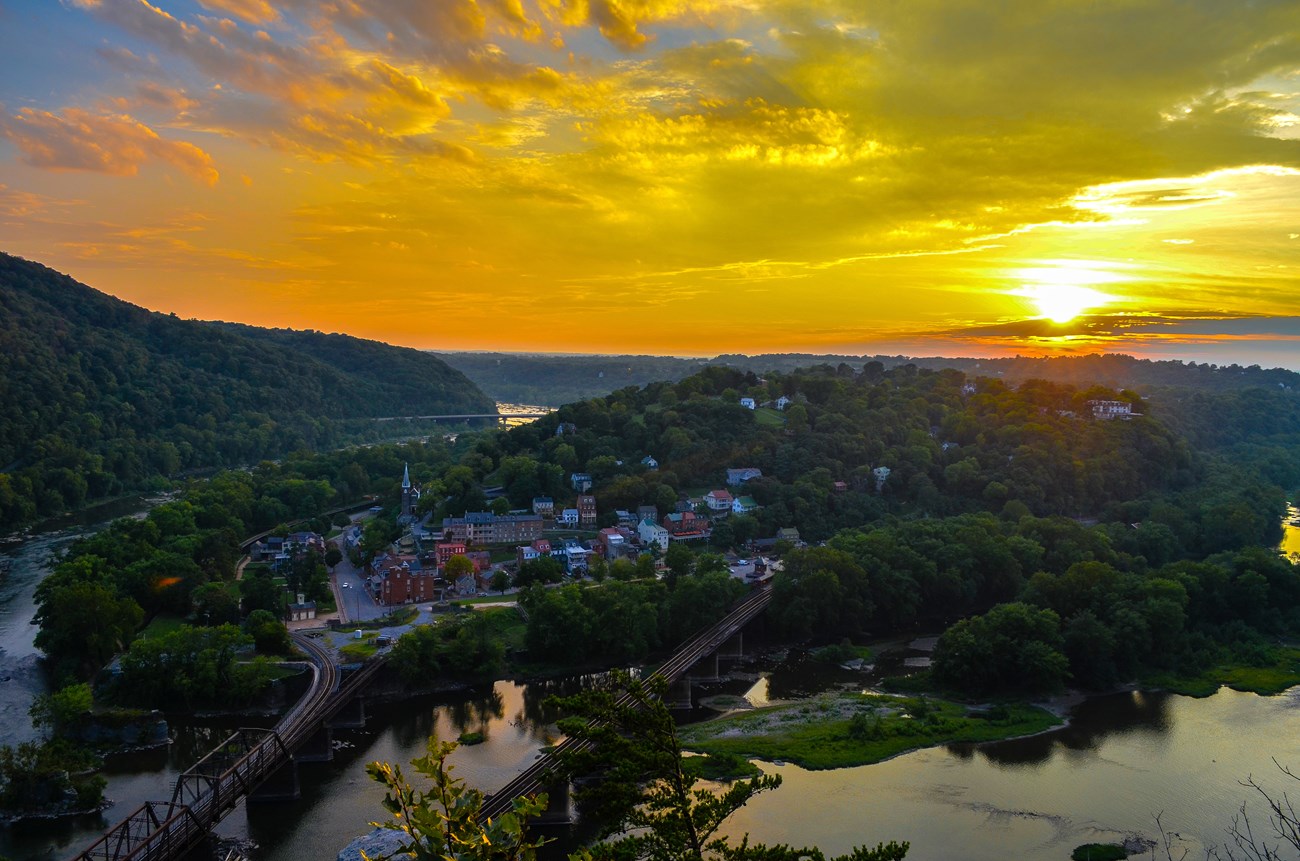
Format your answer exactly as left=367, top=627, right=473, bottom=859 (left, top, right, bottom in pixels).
left=73, top=632, right=366, bottom=861
left=480, top=585, right=771, bottom=820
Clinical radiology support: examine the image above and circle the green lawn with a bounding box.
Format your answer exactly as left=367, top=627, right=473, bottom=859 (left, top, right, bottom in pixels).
left=679, top=692, right=1061, bottom=770
left=1143, top=647, right=1300, bottom=697
left=140, top=614, right=188, bottom=638
left=753, top=407, right=786, bottom=428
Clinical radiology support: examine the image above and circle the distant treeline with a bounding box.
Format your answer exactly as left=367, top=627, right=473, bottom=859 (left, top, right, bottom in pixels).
left=438, top=349, right=1299, bottom=408
left=0, top=253, right=494, bottom=530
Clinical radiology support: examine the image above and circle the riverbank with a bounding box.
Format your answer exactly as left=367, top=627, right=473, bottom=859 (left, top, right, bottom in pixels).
left=678, top=691, right=1062, bottom=770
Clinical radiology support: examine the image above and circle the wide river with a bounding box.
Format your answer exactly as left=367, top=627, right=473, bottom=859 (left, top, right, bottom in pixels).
left=2, top=510, right=1300, bottom=861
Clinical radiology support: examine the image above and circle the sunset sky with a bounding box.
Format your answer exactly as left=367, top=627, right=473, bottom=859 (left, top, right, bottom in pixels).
left=1, top=1, right=1298, bottom=367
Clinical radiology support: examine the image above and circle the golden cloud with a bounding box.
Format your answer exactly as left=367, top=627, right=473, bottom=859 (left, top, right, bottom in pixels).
left=1, top=107, right=219, bottom=185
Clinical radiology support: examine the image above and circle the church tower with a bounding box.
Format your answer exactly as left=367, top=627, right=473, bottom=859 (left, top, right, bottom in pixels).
left=401, top=463, right=413, bottom=520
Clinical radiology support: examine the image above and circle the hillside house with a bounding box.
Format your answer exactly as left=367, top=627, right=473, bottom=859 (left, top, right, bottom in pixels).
left=739, top=397, right=756, bottom=409
left=532, top=497, right=555, bottom=517
left=704, top=489, right=734, bottom=515
left=638, top=517, right=670, bottom=552
left=726, top=467, right=763, bottom=486
left=1088, top=399, right=1135, bottom=420
left=577, top=494, right=598, bottom=527
left=571, top=472, right=593, bottom=492
left=641, top=455, right=659, bottom=470
left=732, top=496, right=759, bottom=515
left=558, top=508, right=579, bottom=527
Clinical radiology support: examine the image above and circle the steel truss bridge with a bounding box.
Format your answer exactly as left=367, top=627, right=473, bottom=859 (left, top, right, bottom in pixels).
left=73, top=634, right=381, bottom=861
left=74, top=583, right=770, bottom=859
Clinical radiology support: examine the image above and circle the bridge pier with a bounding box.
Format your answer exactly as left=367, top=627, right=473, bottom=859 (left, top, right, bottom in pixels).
left=248, top=760, right=300, bottom=803
left=687, top=652, right=721, bottom=683
left=535, top=781, right=573, bottom=825
left=720, top=631, right=744, bottom=659
left=294, top=725, right=333, bottom=764
left=667, top=677, right=694, bottom=710
left=328, top=696, right=366, bottom=730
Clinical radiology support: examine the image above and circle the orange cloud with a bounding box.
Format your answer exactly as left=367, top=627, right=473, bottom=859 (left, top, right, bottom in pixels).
left=1, top=107, right=219, bottom=185
left=195, top=0, right=280, bottom=25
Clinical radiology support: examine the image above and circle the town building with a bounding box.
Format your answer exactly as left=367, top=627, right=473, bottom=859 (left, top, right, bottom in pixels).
left=558, top=508, right=579, bottom=527
left=441, top=512, right=543, bottom=545
left=571, top=472, right=593, bottom=492
left=704, top=489, right=734, bottom=516
left=726, top=467, right=764, bottom=486
left=577, top=494, right=598, bottom=527
left=664, top=511, right=710, bottom=541
left=532, top=497, right=555, bottom=517
left=370, top=553, right=440, bottom=606
left=739, top=397, right=756, bottom=409
left=1088, top=399, right=1135, bottom=420
left=641, top=455, right=659, bottom=470
left=732, top=496, right=759, bottom=515
left=638, top=517, right=670, bottom=552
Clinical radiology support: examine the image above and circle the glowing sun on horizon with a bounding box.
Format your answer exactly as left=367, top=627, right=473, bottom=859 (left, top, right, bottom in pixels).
left=1010, top=264, right=1121, bottom=323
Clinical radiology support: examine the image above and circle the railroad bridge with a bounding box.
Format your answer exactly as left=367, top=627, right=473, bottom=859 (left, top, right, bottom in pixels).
left=480, top=584, right=773, bottom=824
left=73, top=633, right=379, bottom=861
left=74, top=583, right=771, bottom=860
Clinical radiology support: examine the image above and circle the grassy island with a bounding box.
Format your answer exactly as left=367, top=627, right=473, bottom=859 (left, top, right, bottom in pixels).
left=678, top=692, right=1061, bottom=771
left=1142, top=646, right=1300, bottom=698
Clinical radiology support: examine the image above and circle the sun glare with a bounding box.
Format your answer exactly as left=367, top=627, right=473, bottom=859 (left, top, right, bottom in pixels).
left=1018, top=285, right=1111, bottom=323
left=1008, top=263, right=1122, bottom=323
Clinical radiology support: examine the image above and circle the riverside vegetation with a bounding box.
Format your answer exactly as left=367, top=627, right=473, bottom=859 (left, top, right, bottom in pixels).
left=6, top=355, right=1300, bottom=824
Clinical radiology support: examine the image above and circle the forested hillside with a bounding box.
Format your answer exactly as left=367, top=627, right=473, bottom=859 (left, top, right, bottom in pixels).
left=440, top=350, right=1299, bottom=407
left=0, top=253, right=493, bottom=529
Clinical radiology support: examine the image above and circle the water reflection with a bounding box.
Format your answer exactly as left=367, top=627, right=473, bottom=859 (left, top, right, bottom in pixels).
left=952, top=690, right=1175, bottom=767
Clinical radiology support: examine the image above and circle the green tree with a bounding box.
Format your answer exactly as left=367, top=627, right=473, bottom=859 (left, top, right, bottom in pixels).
left=491, top=569, right=511, bottom=594
left=30, top=683, right=93, bottom=738
left=550, top=672, right=908, bottom=861
left=366, top=736, right=547, bottom=861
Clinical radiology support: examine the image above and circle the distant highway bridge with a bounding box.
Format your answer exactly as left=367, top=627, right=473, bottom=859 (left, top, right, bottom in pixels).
left=369, top=410, right=554, bottom=423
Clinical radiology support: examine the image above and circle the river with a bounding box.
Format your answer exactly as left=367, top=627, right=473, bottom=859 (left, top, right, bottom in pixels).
left=4, top=507, right=1300, bottom=860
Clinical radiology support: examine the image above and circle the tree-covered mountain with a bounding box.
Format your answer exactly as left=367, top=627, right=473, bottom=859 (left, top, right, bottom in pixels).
left=438, top=350, right=1299, bottom=407
left=0, top=253, right=493, bottom=529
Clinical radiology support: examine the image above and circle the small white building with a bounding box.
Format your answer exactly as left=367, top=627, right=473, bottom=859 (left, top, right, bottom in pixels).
left=775, top=396, right=792, bottom=410
left=732, top=496, right=759, bottom=515
left=638, top=517, right=670, bottom=553
left=641, top=455, right=659, bottom=470
left=739, top=397, right=756, bottom=409
left=1088, top=400, right=1134, bottom=420
left=558, top=508, right=579, bottom=527
left=873, top=466, right=892, bottom=492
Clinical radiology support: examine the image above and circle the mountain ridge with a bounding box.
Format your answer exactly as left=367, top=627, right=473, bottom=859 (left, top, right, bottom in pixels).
left=0, top=252, right=492, bottom=529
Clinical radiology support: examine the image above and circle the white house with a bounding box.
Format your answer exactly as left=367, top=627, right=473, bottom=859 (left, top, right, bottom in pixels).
left=641, top=455, right=659, bottom=470
left=637, top=517, right=670, bottom=553
left=704, top=489, right=734, bottom=515
left=872, top=466, right=892, bottom=492
left=775, top=396, right=792, bottom=410
left=732, top=496, right=759, bottom=515
left=570, top=472, right=593, bottom=492
left=1088, top=399, right=1134, bottom=420
left=739, top=397, right=756, bottom=410
left=558, top=508, right=579, bottom=527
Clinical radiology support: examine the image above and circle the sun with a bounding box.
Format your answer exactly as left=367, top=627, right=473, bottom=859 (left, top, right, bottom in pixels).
left=1009, top=263, right=1121, bottom=323
left=1019, top=285, right=1111, bottom=323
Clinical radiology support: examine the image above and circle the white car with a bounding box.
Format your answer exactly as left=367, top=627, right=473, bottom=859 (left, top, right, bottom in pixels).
left=342, top=582, right=351, bottom=588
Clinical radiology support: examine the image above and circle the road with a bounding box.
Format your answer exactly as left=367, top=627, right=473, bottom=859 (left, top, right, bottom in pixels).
left=328, top=519, right=386, bottom=624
